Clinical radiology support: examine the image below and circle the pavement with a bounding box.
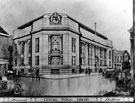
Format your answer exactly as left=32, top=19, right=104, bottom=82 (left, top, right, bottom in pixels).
left=39, top=72, right=100, bottom=79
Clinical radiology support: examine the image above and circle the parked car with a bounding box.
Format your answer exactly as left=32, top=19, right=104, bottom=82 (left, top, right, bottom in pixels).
left=0, top=76, right=15, bottom=93
left=105, top=68, right=114, bottom=78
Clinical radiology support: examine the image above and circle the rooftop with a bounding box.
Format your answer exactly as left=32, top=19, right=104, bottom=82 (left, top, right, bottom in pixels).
left=17, top=12, right=108, bottom=40
left=0, top=26, right=8, bottom=35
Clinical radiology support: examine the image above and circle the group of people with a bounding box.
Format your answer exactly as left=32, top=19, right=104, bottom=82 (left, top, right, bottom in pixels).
left=85, top=67, right=92, bottom=75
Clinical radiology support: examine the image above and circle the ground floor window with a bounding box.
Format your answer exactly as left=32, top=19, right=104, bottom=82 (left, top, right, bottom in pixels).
left=82, top=58, right=85, bottom=65
left=109, top=61, right=111, bottom=66
left=35, top=56, right=39, bottom=65
left=100, top=60, right=103, bottom=66
left=88, top=58, right=93, bottom=66
left=72, top=56, right=76, bottom=65
left=20, top=57, right=24, bottom=66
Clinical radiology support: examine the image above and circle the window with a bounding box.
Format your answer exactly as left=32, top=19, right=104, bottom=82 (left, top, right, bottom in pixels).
left=100, top=60, right=103, bottom=66
left=35, top=38, right=39, bottom=53
left=100, top=48, right=102, bottom=58
left=72, top=38, right=76, bottom=53
left=27, top=40, right=31, bottom=65
left=104, top=49, right=107, bottom=59
left=20, top=42, right=25, bottom=66
left=72, top=56, right=76, bottom=65
left=35, top=56, right=39, bottom=65
left=28, top=40, right=31, bottom=54
left=109, top=61, right=111, bottom=66
left=51, top=36, right=62, bottom=52
left=51, top=57, right=60, bottom=65
left=15, top=58, right=17, bottom=66
left=88, top=44, right=93, bottom=66
left=81, top=43, right=85, bottom=65
left=104, top=60, right=107, bottom=66
left=28, top=57, right=31, bottom=65
left=88, top=44, right=93, bottom=57
left=20, top=42, right=25, bottom=55
left=14, top=44, right=17, bottom=56
left=88, top=58, right=93, bottom=66
left=20, top=57, right=24, bottom=66
left=109, top=51, right=111, bottom=59
left=94, top=46, right=98, bottom=56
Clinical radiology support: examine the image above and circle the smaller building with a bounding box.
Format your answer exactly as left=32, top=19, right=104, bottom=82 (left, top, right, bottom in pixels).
left=0, top=26, right=12, bottom=76
left=113, top=49, right=124, bottom=70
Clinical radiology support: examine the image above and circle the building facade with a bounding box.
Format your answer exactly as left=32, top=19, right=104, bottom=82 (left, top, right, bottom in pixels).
left=113, top=49, right=125, bottom=70
left=13, top=12, right=113, bottom=74
left=128, top=27, right=133, bottom=76
left=0, top=26, right=12, bottom=76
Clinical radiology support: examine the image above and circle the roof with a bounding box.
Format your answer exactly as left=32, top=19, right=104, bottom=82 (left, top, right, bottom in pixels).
left=128, top=27, right=133, bottom=32
left=0, top=26, right=8, bottom=35
left=17, top=15, right=44, bottom=29
left=17, top=12, right=108, bottom=40
left=67, top=16, right=108, bottom=40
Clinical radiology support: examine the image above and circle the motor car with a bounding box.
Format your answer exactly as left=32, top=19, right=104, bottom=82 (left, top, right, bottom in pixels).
left=105, top=68, right=114, bottom=78
left=0, top=76, right=15, bottom=93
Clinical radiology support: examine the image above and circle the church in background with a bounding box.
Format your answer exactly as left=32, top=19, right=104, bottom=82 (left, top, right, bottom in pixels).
left=13, top=12, right=113, bottom=74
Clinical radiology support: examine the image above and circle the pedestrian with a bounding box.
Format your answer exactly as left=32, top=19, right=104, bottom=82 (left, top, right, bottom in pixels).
left=35, top=67, right=40, bottom=81
left=85, top=68, right=88, bottom=75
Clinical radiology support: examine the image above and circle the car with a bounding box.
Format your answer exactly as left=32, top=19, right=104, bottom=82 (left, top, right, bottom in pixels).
left=0, top=76, right=15, bottom=94
left=105, top=68, right=114, bottom=78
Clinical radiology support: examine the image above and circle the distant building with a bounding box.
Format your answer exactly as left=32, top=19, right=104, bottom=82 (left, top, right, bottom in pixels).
left=0, top=26, right=11, bottom=76
left=113, top=49, right=125, bottom=70
left=13, top=12, right=113, bottom=74
left=128, top=27, right=133, bottom=75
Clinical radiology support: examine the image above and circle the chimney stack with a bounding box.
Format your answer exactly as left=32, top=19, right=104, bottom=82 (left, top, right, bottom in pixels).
left=95, top=22, right=97, bottom=35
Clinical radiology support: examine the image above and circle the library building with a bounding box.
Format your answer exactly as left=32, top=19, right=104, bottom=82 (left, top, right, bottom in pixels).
left=13, top=12, right=113, bottom=74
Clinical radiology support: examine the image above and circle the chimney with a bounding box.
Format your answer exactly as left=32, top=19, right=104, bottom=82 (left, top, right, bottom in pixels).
left=95, top=22, right=97, bottom=35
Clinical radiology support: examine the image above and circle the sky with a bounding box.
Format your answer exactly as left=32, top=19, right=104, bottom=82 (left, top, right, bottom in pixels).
left=0, top=0, right=133, bottom=51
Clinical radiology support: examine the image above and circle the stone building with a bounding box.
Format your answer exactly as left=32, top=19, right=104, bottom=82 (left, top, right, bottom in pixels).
left=0, top=26, right=12, bottom=76
left=112, top=49, right=124, bottom=70
left=13, top=12, right=113, bottom=74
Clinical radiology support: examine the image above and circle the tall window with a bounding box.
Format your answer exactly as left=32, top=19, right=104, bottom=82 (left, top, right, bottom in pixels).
left=72, top=38, right=76, bottom=53
left=104, top=49, right=107, bottom=59
left=88, top=44, right=93, bottom=56
left=15, top=58, right=17, bottom=66
left=104, top=60, right=107, bottom=66
left=49, top=35, right=63, bottom=65
left=81, top=43, right=85, bottom=65
left=104, top=49, right=107, bottom=66
left=20, top=57, right=24, bottom=66
left=100, top=48, right=102, bottom=58
left=20, top=42, right=25, bottom=55
left=28, top=40, right=31, bottom=65
left=109, top=51, right=111, bottom=59
left=51, top=36, right=62, bottom=52
left=35, top=56, right=39, bottom=65
left=109, top=61, right=111, bottom=66
left=94, top=46, right=98, bottom=56
left=28, top=40, right=31, bottom=54
left=100, top=60, right=103, bottom=66
left=35, top=38, right=39, bottom=53
left=72, top=56, right=76, bottom=65
left=88, top=58, right=93, bottom=66
left=88, top=44, right=93, bottom=66
left=20, top=42, right=25, bottom=66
